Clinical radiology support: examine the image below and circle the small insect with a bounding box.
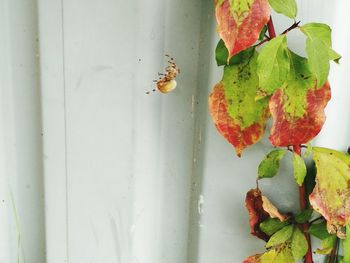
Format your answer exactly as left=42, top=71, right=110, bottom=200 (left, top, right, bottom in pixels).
left=146, top=54, right=180, bottom=94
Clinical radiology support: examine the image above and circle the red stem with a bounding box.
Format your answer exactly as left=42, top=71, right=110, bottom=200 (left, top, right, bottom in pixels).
left=294, top=145, right=313, bottom=263
left=267, top=16, right=276, bottom=38
left=267, top=16, right=314, bottom=263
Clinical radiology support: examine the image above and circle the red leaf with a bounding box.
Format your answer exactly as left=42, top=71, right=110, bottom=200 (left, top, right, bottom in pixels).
left=209, top=83, right=268, bottom=156
left=215, top=0, right=270, bottom=58
left=245, top=188, right=270, bottom=241
left=243, top=254, right=260, bottom=263
left=208, top=53, right=270, bottom=156
left=269, top=82, right=330, bottom=146
left=268, top=53, right=331, bottom=146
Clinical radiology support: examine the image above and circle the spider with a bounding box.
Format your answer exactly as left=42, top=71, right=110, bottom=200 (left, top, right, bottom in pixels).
left=146, top=54, right=180, bottom=94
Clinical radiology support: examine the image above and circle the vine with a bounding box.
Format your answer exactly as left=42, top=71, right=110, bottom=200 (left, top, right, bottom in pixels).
left=210, top=0, right=350, bottom=262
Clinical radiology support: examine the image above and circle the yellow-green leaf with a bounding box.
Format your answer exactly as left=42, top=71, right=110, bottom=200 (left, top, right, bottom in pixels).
left=301, top=23, right=332, bottom=46
left=258, top=149, right=286, bottom=179
left=329, top=48, right=341, bottom=63
left=315, top=236, right=336, bottom=255
left=266, top=225, right=293, bottom=248
left=304, top=142, right=313, bottom=158
left=309, top=147, right=350, bottom=237
left=244, top=243, right=295, bottom=263
left=292, top=153, right=307, bottom=186
left=268, top=0, right=297, bottom=18
left=291, top=226, right=308, bottom=260
left=301, top=24, right=341, bottom=63
left=343, top=224, right=350, bottom=262
left=257, top=35, right=290, bottom=98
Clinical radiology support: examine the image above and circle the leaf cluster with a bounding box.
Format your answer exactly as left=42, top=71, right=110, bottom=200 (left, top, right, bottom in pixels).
left=211, top=1, right=349, bottom=262
left=213, top=2, right=338, bottom=155
left=245, top=191, right=311, bottom=262
left=258, top=148, right=306, bottom=186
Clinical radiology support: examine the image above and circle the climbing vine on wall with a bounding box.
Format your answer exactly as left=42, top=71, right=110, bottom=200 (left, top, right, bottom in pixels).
left=209, top=0, right=350, bottom=262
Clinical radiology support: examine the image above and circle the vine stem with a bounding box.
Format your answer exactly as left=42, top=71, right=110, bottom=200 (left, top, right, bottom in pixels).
left=294, top=145, right=313, bottom=263
left=267, top=16, right=314, bottom=263
left=281, top=21, right=301, bottom=35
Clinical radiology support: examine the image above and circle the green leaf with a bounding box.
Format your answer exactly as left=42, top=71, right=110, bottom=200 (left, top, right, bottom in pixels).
left=215, top=39, right=229, bottom=66
left=260, top=218, right=289, bottom=236
left=291, top=226, right=308, bottom=260
left=309, top=221, right=332, bottom=240
left=258, top=149, right=286, bottom=179
left=257, top=35, right=290, bottom=98
left=305, top=37, right=329, bottom=87
left=301, top=23, right=332, bottom=45
left=292, top=153, right=307, bottom=186
left=301, top=23, right=341, bottom=86
left=215, top=39, right=255, bottom=66
left=343, top=224, right=350, bottom=262
left=259, top=25, right=268, bottom=41
left=301, top=24, right=341, bottom=64
left=266, top=225, right=293, bottom=248
left=295, top=208, right=313, bottom=224
left=304, top=162, right=316, bottom=198
left=268, top=0, right=297, bottom=18
left=229, top=47, right=255, bottom=65
left=329, top=48, right=341, bottom=63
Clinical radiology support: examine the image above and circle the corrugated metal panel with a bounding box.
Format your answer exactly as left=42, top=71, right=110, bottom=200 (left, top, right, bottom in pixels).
left=0, top=1, right=45, bottom=262
left=0, top=0, right=349, bottom=262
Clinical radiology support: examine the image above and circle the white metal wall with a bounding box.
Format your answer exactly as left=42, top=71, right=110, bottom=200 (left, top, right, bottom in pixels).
left=0, top=0, right=45, bottom=262
left=0, top=0, right=349, bottom=263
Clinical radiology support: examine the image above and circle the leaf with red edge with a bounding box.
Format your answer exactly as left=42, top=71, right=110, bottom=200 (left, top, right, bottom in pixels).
left=245, top=189, right=288, bottom=241
left=244, top=225, right=307, bottom=262
left=309, top=147, right=350, bottom=238
left=208, top=52, right=270, bottom=156
left=243, top=243, right=294, bottom=263
left=269, top=52, right=331, bottom=147
left=215, top=0, right=270, bottom=58
left=246, top=188, right=270, bottom=241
